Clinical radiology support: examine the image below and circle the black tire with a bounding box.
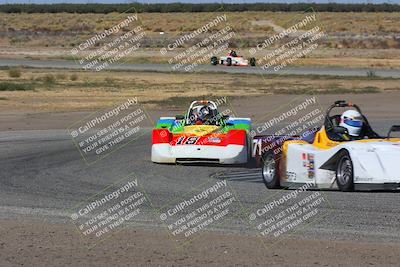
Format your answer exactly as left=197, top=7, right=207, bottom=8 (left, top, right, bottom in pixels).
left=245, top=134, right=257, bottom=168
left=249, top=57, right=256, bottom=66
left=261, top=151, right=280, bottom=189
left=335, top=151, right=354, bottom=192
left=226, top=57, right=232, bottom=66
left=211, top=56, right=218, bottom=65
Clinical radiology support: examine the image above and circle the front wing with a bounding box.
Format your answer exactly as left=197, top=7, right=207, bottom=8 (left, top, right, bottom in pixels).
left=151, top=129, right=249, bottom=164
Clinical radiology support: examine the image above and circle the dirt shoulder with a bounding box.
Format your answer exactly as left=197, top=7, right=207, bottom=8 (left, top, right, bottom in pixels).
left=2, top=93, right=400, bottom=132
left=0, top=219, right=399, bottom=267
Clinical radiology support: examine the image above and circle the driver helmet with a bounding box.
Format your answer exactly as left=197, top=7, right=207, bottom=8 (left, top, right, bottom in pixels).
left=198, top=105, right=212, bottom=123
left=339, top=110, right=364, bottom=137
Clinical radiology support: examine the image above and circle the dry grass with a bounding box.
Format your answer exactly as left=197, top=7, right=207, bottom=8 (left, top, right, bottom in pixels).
left=0, top=68, right=398, bottom=112
left=2, top=12, right=400, bottom=36
left=1, top=12, right=399, bottom=69
left=1, top=12, right=399, bottom=50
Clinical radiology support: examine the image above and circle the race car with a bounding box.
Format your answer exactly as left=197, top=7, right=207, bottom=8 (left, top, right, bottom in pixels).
left=152, top=100, right=251, bottom=164
left=253, top=100, right=400, bottom=191
left=211, top=50, right=256, bottom=67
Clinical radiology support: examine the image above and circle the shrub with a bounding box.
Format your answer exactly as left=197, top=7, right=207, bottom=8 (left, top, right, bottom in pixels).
left=8, top=68, right=21, bottom=78
left=41, top=74, right=56, bottom=83
left=0, top=82, right=34, bottom=91
left=56, top=73, right=66, bottom=80
left=70, top=73, right=78, bottom=81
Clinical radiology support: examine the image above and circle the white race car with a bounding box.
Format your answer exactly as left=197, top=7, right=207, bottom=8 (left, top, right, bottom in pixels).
left=211, top=52, right=256, bottom=67
left=253, top=100, right=400, bottom=191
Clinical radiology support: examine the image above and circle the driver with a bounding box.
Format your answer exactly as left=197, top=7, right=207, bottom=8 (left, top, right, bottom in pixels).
left=229, top=50, right=237, bottom=57
left=195, top=105, right=213, bottom=125
left=338, top=110, right=364, bottom=140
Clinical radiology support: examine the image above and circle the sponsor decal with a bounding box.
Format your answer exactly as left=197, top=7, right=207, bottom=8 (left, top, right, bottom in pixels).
left=302, top=153, right=315, bottom=179
left=286, top=171, right=297, bottom=181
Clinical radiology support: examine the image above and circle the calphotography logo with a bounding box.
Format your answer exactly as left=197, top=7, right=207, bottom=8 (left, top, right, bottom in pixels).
left=250, top=9, right=325, bottom=75
left=157, top=179, right=242, bottom=247
left=70, top=174, right=151, bottom=248
left=70, top=12, right=145, bottom=71
left=247, top=182, right=332, bottom=245
left=68, top=97, right=152, bottom=164
left=161, top=12, right=237, bottom=72
left=252, top=96, right=324, bottom=158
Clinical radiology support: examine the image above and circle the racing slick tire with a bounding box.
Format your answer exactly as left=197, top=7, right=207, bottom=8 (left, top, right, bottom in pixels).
left=246, top=135, right=256, bottom=168
left=249, top=57, right=256, bottom=66
left=261, top=151, right=280, bottom=189
left=211, top=56, right=218, bottom=65
left=335, top=151, right=354, bottom=192
left=226, top=57, right=232, bottom=66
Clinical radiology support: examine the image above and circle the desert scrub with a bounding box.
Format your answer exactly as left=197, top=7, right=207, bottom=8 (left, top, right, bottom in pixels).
left=8, top=68, right=21, bottom=78
left=70, top=74, right=79, bottom=81
left=37, top=74, right=56, bottom=84
left=0, top=82, right=34, bottom=91
left=56, top=73, right=66, bottom=80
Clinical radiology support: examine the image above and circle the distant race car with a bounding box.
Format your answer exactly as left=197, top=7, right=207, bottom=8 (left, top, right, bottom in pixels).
left=152, top=100, right=251, bottom=164
left=253, top=100, right=400, bottom=191
left=211, top=51, right=256, bottom=67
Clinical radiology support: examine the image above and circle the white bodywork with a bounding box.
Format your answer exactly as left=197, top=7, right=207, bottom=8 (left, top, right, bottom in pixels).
left=284, top=140, right=400, bottom=189
left=219, top=56, right=249, bottom=66
left=151, top=143, right=248, bottom=164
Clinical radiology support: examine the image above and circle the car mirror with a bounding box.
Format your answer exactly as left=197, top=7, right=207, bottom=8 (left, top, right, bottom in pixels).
left=222, top=115, right=230, bottom=121
left=333, top=126, right=348, bottom=135
left=221, top=115, right=234, bottom=126
left=175, top=115, right=185, bottom=120
left=387, top=125, right=400, bottom=138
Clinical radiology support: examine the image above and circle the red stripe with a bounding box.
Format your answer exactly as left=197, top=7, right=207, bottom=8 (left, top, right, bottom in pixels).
left=152, top=129, right=172, bottom=144
left=168, top=130, right=246, bottom=147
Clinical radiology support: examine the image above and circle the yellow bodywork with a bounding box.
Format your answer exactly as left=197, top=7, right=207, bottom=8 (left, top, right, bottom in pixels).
left=312, top=126, right=340, bottom=150
left=183, top=125, right=220, bottom=136
left=312, top=126, right=400, bottom=150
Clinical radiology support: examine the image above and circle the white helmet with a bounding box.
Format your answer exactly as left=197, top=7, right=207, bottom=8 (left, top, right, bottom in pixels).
left=339, top=110, right=364, bottom=137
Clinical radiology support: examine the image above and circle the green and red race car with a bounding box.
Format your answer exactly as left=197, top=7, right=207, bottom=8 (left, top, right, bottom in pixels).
left=151, top=100, right=251, bottom=164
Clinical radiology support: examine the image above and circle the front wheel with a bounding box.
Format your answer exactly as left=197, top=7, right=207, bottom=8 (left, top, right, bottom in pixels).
left=261, top=151, right=280, bottom=189
left=226, top=57, right=232, bottom=66
left=335, top=151, right=354, bottom=192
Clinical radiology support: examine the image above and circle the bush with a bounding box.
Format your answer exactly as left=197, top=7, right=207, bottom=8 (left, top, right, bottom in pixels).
left=8, top=68, right=21, bottom=78
left=41, top=74, right=56, bottom=84
left=56, top=73, right=66, bottom=80
left=70, top=74, right=78, bottom=81
left=0, top=82, right=34, bottom=91
left=104, top=77, right=115, bottom=84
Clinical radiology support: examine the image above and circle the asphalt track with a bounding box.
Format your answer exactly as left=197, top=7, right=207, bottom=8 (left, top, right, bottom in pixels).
left=1, top=122, right=400, bottom=243
left=1, top=58, right=400, bottom=78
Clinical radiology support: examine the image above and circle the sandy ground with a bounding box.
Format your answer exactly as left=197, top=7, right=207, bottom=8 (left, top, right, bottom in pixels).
left=1, top=219, right=400, bottom=267
left=2, top=92, right=400, bottom=131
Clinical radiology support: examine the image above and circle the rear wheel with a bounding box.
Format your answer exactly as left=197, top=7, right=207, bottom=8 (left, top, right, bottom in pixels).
left=261, top=151, right=280, bottom=189
left=211, top=56, right=218, bottom=65
left=226, top=57, right=232, bottom=66
left=336, top=151, right=354, bottom=192
left=249, top=57, right=256, bottom=66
